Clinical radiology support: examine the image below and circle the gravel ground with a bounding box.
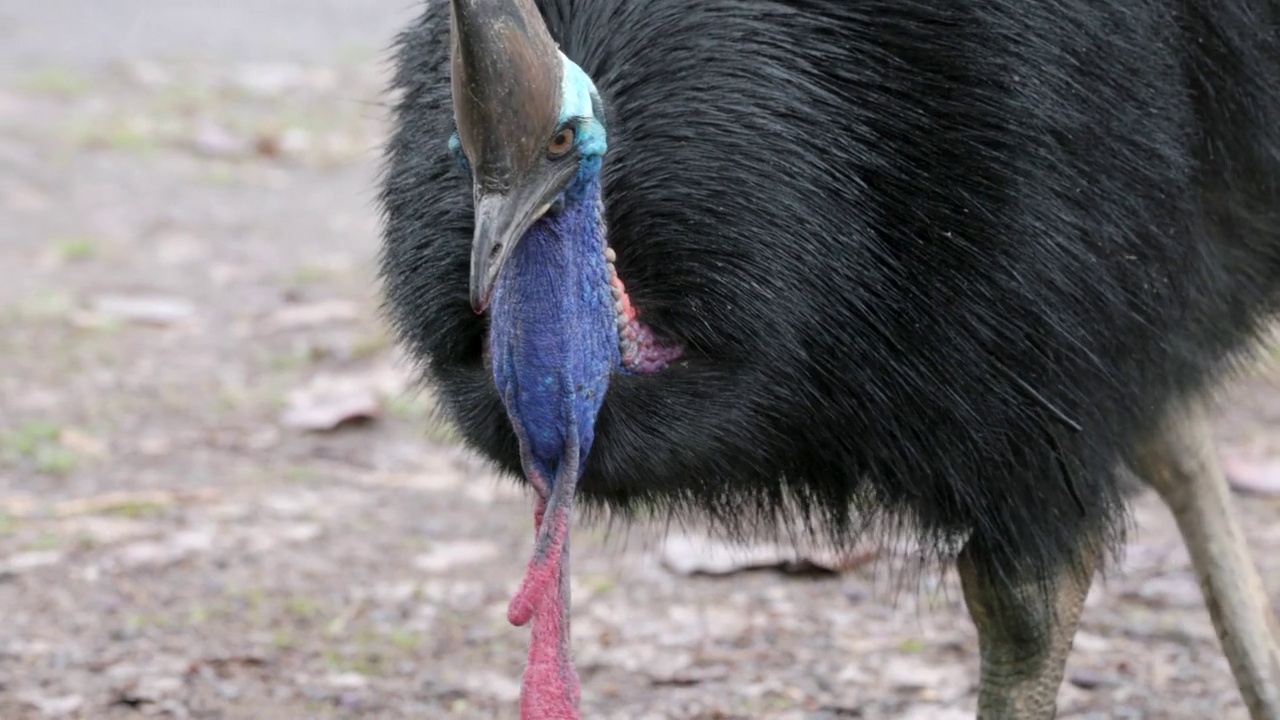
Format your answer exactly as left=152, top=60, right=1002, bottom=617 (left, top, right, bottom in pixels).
left=1, top=3, right=1278, bottom=719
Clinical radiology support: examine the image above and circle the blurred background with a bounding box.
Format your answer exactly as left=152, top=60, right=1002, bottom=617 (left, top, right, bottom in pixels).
left=1, top=3, right=1278, bottom=719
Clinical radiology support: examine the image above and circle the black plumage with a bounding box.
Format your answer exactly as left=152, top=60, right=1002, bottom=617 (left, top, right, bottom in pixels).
left=379, top=0, right=1280, bottom=598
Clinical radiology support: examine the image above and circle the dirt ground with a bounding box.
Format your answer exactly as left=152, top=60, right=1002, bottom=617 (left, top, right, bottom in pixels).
left=1, top=4, right=1279, bottom=719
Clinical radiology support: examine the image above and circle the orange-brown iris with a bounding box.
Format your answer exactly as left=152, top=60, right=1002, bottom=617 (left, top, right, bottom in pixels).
left=547, top=127, right=575, bottom=158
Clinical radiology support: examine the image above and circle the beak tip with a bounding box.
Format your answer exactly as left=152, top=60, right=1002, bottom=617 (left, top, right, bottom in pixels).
left=470, top=287, right=492, bottom=315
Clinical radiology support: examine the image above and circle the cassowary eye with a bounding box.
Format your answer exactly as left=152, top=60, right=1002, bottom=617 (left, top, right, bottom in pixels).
left=548, top=127, right=575, bottom=158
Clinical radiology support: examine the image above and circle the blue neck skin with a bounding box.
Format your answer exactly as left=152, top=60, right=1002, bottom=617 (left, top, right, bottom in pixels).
left=488, top=161, right=619, bottom=484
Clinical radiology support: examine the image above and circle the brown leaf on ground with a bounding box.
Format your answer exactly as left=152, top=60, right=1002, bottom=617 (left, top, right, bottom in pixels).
left=659, top=533, right=877, bottom=577
left=110, top=675, right=184, bottom=707
left=414, top=539, right=502, bottom=573
left=187, top=653, right=269, bottom=674
left=0, top=550, right=64, bottom=577
left=17, top=692, right=84, bottom=717
left=50, top=490, right=217, bottom=518
left=58, top=427, right=108, bottom=458
left=1223, top=456, right=1280, bottom=496
left=268, top=299, right=360, bottom=330
left=280, top=373, right=382, bottom=431
left=192, top=119, right=251, bottom=158
left=84, top=294, right=196, bottom=327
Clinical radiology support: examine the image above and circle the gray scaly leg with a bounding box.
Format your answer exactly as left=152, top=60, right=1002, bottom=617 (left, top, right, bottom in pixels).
left=1134, top=401, right=1280, bottom=720
left=958, top=534, right=1100, bottom=719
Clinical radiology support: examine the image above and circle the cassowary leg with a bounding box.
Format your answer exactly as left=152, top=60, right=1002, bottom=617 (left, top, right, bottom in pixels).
left=957, top=533, right=1100, bottom=720
left=1134, top=402, right=1280, bottom=720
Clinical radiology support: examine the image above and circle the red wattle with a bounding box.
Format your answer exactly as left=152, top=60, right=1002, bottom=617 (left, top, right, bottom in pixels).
left=514, top=501, right=580, bottom=719
left=507, top=498, right=565, bottom=626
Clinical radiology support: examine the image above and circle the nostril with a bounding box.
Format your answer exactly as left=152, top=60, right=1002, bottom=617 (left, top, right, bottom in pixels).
left=489, top=243, right=502, bottom=263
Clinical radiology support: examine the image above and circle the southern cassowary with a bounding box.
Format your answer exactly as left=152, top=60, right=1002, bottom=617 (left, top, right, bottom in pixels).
left=377, top=0, right=1280, bottom=717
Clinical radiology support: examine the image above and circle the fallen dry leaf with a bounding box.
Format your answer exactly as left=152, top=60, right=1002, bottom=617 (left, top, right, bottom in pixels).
left=233, top=63, right=335, bottom=96
left=648, top=664, right=731, bottom=687
left=659, top=533, right=875, bottom=577
left=192, top=119, right=250, bottom=158
left=58, top=427, right=108, bottom=458
left=413, top=539, right=501, bottom=573
left=452, top=670, right=522, bottom=703
left=325, top=672, right=369, bottom=690
left=111, top=675, right=183, bottom=706
left=280, top=373, right=382, bottom=431
left=254, top=127, right=311, bottom=159
left=899, top=706, right=973, bottom=720
left=86, top=294, right=196, bottom=327
left=0, top=550, right=64, bottom=576
left=52, top=489, right=216, bottom=518
left=1126, top=572, right=1204, bottom=608
left=186, top=653, right=269, bottom=674
left=1223, top=456, right=1280, bottom=496
left=113, top=528, right=216, bottom=569
left=1070, top=669, right=1118, bottom=690
left=18, top=692, right=84, bottom=717
left=57, top=516, right=152, bottom=545
left=268, top=299, right=360, bottom=330
left=239, top=521, right=322, bottom=553
left=5, top=184, right=52, bottom=212
left=881, top=655, right=967, bottom=693
left=354, top=470, right=463, bottom=493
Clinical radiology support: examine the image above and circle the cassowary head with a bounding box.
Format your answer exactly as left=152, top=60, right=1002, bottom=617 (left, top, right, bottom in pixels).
left=447, top=0, right=608, bottom=314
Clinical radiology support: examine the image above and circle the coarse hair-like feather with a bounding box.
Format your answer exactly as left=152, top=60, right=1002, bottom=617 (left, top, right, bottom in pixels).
left=378, top=0, right=1280, bottom=587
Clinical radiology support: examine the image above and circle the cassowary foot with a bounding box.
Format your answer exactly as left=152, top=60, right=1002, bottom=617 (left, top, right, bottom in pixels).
left=1135, top=402, right=1280, bottom=720
left=958, top=534, right=1099, bottom=720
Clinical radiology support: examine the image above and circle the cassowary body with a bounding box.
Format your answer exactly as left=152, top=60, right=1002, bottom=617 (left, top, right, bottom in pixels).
left=379, top=0, right=1280, bottom=717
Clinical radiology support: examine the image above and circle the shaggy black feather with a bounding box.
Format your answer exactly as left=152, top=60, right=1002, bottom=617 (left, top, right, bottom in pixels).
left=378, top=0, right=1280, bottom=586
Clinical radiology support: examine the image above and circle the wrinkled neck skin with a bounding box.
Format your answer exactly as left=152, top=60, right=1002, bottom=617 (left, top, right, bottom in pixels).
left=489, top=164, right=618, bottom=477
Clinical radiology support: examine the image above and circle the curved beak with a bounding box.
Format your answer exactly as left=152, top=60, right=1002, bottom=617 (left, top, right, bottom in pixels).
left=448, top=0, right=569, bottom=314
left=469, top=192, right=548, bottom=314
left=468, top=160, right=578, bottom=313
